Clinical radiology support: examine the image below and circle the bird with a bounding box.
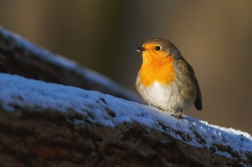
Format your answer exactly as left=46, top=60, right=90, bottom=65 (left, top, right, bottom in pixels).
left=136, top=38, right=202, bottom=118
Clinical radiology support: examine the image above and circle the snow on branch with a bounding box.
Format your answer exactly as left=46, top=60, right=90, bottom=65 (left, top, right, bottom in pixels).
left=0, top=26, right=143, bottom=104
left=0, top=73, right=251, bottom=166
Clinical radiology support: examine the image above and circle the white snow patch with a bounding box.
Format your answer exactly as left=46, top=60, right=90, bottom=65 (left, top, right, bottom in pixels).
left=215, top=150, right=233, bottom=158
left=0, top=73, right=252, bottom=156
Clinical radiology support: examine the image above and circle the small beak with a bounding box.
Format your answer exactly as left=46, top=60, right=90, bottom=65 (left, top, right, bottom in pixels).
left=136, top=47, right=146, bottom=52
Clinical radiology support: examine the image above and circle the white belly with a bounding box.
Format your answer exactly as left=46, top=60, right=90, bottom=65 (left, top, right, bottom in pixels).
left=137, top=81, right=196, bottom=113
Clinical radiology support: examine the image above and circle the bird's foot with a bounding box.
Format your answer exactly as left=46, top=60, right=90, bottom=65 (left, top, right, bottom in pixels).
left=171, top=111, right=183, bottom=119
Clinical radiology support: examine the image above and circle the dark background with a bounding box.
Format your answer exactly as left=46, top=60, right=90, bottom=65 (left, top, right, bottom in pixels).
left=1, top=1, right=251, bottom=134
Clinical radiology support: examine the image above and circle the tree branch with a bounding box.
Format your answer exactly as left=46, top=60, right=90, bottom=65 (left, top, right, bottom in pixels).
left=0, top=26, right=143, bottom=104
left=0, top=74, right=251, bottom=167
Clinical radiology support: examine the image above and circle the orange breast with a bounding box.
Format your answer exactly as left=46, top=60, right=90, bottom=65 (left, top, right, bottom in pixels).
left=139, top=55, right=175, bottom=87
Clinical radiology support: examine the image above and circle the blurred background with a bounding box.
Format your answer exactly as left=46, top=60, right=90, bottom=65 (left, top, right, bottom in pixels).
left=0, top=1, right=251, bottom=134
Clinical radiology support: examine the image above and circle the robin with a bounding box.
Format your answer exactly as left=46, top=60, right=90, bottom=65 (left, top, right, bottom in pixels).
left=136, top=38, right=202, bottom=118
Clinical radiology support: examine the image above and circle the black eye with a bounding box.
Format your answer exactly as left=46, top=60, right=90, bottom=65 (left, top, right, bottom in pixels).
left=155, top=46, right=162, bottom=51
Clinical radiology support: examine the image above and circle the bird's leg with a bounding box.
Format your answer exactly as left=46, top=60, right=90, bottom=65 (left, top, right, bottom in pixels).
left=172, top=109, right=183, bottom=119
left=176, top=110, right=183, bottom=119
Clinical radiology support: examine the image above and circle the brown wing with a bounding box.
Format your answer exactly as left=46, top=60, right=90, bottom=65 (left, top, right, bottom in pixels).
left=175, top=58, right=202, bottom=111
left=186, top=61, right=202, bottom=111
left=193, top=76, right=202, bottom=110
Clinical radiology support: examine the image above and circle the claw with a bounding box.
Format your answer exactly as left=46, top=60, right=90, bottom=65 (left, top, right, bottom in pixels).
left=176, top=112, right=183, bottom=119
left=171, top=110, right=183, bottom=119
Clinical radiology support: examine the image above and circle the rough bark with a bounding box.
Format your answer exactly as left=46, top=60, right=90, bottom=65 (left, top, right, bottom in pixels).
left=0, top=107, right=250, bottom=167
